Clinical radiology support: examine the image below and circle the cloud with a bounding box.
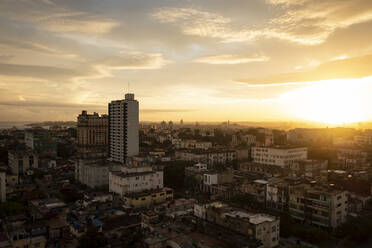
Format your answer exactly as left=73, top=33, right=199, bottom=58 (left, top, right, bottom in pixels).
left=236, top=54, right=372, bottom=85
left=0, top=100, right=103, bottom=109
left=152, top=3, right=372, bottom=45
left=0, top=1, right=119, bottom=35
left=35, top=12, right=119, bottom=34
left=0, top=37, right=77, bottom=58
left=140, top=109, right=196, bottom=113
left=264, top=0, right=372, bottom=45
left=0, top=63, right=93, bottom=81
left=97, top=51, right=170, bottom=71
left=194, top=54, right=269, bottom=64
left=152, top=8, right=253, bottom=43
left=0, top=55, right=13, bottom=62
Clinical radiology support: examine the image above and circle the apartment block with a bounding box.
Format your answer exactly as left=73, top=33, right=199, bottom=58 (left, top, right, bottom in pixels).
left=288, top=184, right=348, bottom=229
left=109, top=166, right=163, bottom=197
left=251, top=146, right=307, bottom=168
left=109, top=93, right=139, bottom=164
left=194, top=202, right=280, bottom=248
left=123, top=187, right=173, bottom=208
left=8, top=149, right=39, bottom=176
left=77, top=111, right=108, bottom=159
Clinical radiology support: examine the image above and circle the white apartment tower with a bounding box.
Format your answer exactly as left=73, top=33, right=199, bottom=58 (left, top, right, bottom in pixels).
left=109, top=93, right=139, bottom=164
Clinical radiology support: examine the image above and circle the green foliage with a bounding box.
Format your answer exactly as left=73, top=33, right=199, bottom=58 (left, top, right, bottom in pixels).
left=0, top=201, right=25, bottom=217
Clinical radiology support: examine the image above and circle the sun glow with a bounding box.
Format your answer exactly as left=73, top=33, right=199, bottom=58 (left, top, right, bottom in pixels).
left=282, top=77, right=372, bottom=125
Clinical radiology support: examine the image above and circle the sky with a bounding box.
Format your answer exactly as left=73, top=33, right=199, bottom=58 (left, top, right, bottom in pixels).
left=1, top=0, right=372, bottom=124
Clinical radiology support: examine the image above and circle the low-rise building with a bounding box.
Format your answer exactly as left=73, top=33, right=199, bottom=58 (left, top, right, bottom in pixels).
left=288, top=184, right=348, bottom=229
left=194, top=202, right=280, bottom=248
left=251, top=146, right=307, bottom=168
left=75, top=159, right=120, bottom=188
left=8, top=149, right=38, bottom=176
left=123, top=187, right=173, bottom=208
left=176, top=149, right=237, bottom=165
left=109, top=166, right=163, bottom=197
left=25, top=128, right=57, bottom=156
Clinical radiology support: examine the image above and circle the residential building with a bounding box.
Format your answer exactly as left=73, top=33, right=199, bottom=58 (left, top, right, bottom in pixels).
left=109, top=93, right=139, bottom=163
left=75, top=160, right=120, bottom=188
left=77, top=110, right=108, bottom=159
left=251, top=146, right=307, bottom=168
left=25, top=128, right=57, bottom=156
left=288, top=184, right=348, bottom=229
left=109, top=166, right=163, bottom=197
left=194, top=202, right=280, bottom=248
left=290, top=160, right=328, bottom=178
left=242, top=134, right=257, bottom=146
left=176, top=149, right=237, bottom=165
left=123, top=187, right=173, bottom=208
left=287, top=128, right=332, bottom=144
left=8, top=149, right=38, bottom=176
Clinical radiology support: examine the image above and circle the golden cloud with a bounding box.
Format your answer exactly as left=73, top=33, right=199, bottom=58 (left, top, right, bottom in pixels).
left=236, top=54, right=372, bottom=85
left=194, top=54, right=269, bottom=64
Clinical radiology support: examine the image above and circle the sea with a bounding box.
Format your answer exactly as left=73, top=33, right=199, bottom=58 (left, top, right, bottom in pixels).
left=0, top=122, right=31, bottom=130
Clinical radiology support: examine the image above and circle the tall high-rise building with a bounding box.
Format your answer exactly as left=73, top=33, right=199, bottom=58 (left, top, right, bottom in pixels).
left=77, top=111, right=108, bottom=159
left=109, top=93, right=139, bottom=164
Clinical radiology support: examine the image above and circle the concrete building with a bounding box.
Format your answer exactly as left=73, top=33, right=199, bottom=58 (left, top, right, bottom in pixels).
left=242, top=134, right=257, bottom=146
left=354, top=134, right=372, bottom=146
left=8, top=149, right=38, bottom=176
left=75, top=160, right=120, bottom=188
left=109, top=93, right=139, bottom=164
left=109, top=166, right=163, bottom=197
left=123, top=187, right=173, bottom=208
left=251, top=146, right=307, bottom=168
left=77, top=111, right=108, bottom=159
left=288, top=184, right=348, bottom=229
left=25, top=128, right=57, bottom=156
left=176, top=149, right=237, bottom=165
left=290, top=160, right=328, bottom=178
left=194, top=202, right=280, bottom=248
left=287, top=128, right=332, bottom=144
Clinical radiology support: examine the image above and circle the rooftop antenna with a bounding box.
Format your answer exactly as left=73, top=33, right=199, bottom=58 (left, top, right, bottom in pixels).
left=127, top=82, right=130, bottom=93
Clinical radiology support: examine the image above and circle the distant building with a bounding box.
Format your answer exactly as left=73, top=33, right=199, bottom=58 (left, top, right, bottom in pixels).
left=77, top=110, right=108, bottom=159
left=251, top=146, right=307, bottom=168
left=287, top=128, right=332, bottom=144
left=8, top=149, right=38, bottom=176
left=25, top=128, right=57, bottom=156
left=176, top=149, right=237, bottom=165
left=242, top=134, right=256, bottom=146
left=109, top=93, right=139, bottom=164
left=109, top=166, right=163, bottom=197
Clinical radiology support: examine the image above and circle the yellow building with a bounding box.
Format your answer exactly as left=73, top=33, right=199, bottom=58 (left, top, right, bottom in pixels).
left=124, top=187, right=173, bottom=208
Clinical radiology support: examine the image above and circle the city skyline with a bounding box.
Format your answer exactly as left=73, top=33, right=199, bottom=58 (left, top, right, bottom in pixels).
left=1, top=0, right=372, bottom=124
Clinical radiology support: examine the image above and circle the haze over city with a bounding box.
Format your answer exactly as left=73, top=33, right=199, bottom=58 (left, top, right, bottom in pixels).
left=1, top=0, right=372, bottom=124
